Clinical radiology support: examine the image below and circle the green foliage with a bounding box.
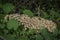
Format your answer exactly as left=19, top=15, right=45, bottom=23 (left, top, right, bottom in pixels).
left=40, top=28, right=52, bottom=40
left=36, top=35, right=43, bottom=40
left=0, top=14, right=5, bottom=21
left=0, top=0, right=60, bottom=40
left=5, top=34, right=15, bottom=40
left=41, top=10, right=48, bottom=19
left=40, top=8, right=60, bottom=22
left=0, top=21, right=60, bottom=40
left=53, top=28, right=59, bottom=36
left=0, top=4, right=2, bottom=8
left=0, top=23, right=5, bottom=29
left=49, top=8, right=58, bottom=20
left=7, top=19, right=19, bottom=30
left=23, top=9, right=34, bottom=18
left=19, top=36, right=29, bottom=40
left=28, top=29, right=37, bottom=34
left=2, top=3, right=14, bottom=13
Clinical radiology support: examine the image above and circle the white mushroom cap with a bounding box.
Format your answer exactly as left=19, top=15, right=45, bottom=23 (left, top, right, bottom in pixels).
left=4, top=14, right=57, bottom=32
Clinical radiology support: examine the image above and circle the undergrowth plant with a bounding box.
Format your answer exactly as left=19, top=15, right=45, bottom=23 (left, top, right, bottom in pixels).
left=0, top=0, right=60, bottom=40
left=0, top=18, right=60, bottom=40
left=23, top=9, right=34, bottom=18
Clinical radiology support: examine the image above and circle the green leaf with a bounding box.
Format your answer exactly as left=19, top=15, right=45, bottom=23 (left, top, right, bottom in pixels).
left=41, top=10, right=48, bottom=19
left=7, top=19, right=19, bottom=30
left=3, top=3, right=14, bottom=13
left=3, top=29, right=9, bottom=34
left=57, top=18, right=60, bottom=21
left=19, top=36, right=29, bottom=40
left=49, top=8, right=60, bottom=20
left=53, top=28, right=59, bottom=36
left=23, top=9, right=34, bottom=18
left=0, top=4, right=2, bottom=8
left=0, top=14, right=6, bottom=21
left=40, top=28, right=52, bottom=40
left=0, top=23, right=5, bottom=28
left=28, top=29, right=37, bottom=34
left=36, top=35, right=43, bottom=40
left=5, top=34, right=15, bottom=40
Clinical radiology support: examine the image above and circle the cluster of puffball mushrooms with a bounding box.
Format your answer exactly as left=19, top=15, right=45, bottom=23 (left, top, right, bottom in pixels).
left=4, top=14, right=57, bottom=32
